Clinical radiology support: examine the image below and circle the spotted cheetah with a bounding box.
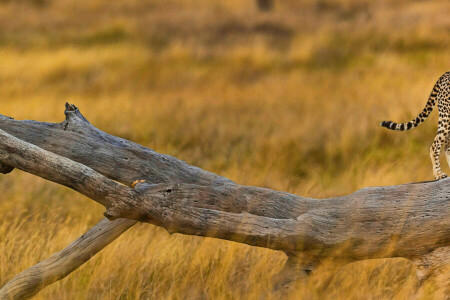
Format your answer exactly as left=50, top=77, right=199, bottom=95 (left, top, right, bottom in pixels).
left=381, top=72, right=450, bottom=180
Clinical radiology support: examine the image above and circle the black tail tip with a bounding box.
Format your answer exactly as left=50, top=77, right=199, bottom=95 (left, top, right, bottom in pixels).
left=380, top=121, right=391, bottom=128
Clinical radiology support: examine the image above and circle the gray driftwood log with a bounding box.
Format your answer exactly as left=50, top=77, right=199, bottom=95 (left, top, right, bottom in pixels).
left=0, top=104, right=448, bottom=299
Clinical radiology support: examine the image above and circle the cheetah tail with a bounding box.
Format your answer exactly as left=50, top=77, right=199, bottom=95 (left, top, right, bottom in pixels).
left=380, top=79, right=441, bottom=131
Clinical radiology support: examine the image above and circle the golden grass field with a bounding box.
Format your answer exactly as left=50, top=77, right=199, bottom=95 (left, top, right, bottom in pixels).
left=0, top=0, right=449, bottom=299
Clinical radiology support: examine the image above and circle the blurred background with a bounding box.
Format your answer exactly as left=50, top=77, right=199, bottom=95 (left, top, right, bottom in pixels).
left=0, top=0, right=449, bottom=299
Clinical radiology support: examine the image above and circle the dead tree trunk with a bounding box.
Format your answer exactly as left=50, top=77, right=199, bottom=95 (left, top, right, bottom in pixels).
left=0, top=104, right=448, bottom=299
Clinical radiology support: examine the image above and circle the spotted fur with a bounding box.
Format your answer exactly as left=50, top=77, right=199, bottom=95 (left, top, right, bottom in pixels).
left=381, top=72, right=450, bottom=180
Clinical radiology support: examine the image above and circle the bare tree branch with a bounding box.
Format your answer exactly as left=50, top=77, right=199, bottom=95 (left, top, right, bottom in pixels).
left=1, top=126, right=448, bottom=257
left=0, top=218, right=136, bottom=300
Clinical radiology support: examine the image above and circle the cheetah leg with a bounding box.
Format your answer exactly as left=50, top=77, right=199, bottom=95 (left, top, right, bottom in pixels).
left=430, top=126, right=448, bottom=180
left=444, top=135, right=450, bottom=171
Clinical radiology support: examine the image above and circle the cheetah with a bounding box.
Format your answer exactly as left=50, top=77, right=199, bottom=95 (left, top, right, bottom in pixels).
left=381, top=72, right=450, bottom=180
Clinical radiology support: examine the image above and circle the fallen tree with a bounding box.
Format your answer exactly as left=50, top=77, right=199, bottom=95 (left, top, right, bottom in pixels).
left=0, top=104, right=448, bottom=299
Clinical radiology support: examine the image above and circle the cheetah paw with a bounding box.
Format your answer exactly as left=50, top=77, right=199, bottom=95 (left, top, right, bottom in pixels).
left=434, top=173, right=448, bottom=180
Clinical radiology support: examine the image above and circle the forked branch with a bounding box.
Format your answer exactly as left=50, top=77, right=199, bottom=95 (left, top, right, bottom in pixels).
left=0, top=104, right=448, bottom=299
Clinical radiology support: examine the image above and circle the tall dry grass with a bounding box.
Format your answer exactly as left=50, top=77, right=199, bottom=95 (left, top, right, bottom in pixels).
left=0, top=0, right=449, bottom=299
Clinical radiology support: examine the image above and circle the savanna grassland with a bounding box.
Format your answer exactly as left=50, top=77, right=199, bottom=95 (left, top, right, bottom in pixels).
left=0, top=0, right=449, bottom=299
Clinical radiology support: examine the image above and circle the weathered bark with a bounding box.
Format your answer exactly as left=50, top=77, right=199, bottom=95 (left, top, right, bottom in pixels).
left=0, top=218, right=136, bottom=300
left=0, top=104, right=449, bottom=298
left=0, top=104, right=231, bottom=188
